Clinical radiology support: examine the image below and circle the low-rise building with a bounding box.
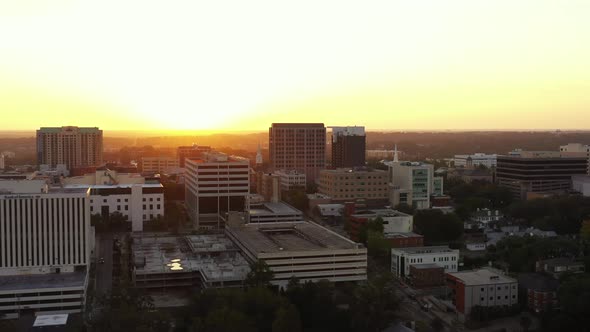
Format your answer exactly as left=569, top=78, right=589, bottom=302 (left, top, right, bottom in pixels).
left=141, top=157, right=180, bottom=174
left=132, top=234, right=250, bottom=289
left=384, top=232, right=424, bottom=248
left=348, top=208, right=413, bottom=242
left=318, top=168, right=388, bottom=203
left=226, top=220, right=367, bottom=288
left=470, top=208, right=503, bottom=228
left=409, top=264, right=445, bottom=288
left=454, top=153, right=497, bottom=168
left=535, top=258, right=585, bottom=278
left=446, top=268, right=518, bottom=315
left=518, top=273, right=559, bottom=313
left=391, top=246, right=459, bottom=278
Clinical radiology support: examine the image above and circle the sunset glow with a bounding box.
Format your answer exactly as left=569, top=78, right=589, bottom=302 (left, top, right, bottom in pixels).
left=1, top=0, right=589, bottom=132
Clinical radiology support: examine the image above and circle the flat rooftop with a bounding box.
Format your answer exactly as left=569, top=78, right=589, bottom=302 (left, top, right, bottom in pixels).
left=392, top=246, right=457, bottom=255
left=63, top=183, right=162, bottom=189
left=448, top=268, right=516, bottom=286
left=249, top=202, right=302, bottom=216
left=384, top=232, right=423, bottom=239
left=132, top=234, right=250, bottom=281
left=0, top=271, right=86, bottom=292
left=227, top=221, right=360, bottom=254
left=352, top=209, right=411, bottom=218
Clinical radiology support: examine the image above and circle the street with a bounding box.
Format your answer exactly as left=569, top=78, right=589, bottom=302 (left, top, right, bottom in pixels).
left=95, top=233, right=114, bottom=296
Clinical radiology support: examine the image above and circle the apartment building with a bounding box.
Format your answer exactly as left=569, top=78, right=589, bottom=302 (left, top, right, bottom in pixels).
left=185, top=152, right=250, bottom=229
left=36, top=126, right=103, bottom=171
left=269, top=123, right=326, bottom=184
left=391, top=246, right=459, bottom=278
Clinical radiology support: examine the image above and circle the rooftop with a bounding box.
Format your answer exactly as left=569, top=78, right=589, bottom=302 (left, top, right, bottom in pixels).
left=63, top=183, right=163, bottom=189
left=0, top=271, right=86, bottom=292
left=384, top=232, right=423, bottom=239
left=448, top=268, right=516, bottom=286
left=321, top=167, right=386, bottom=174
left=132, top=234, right=250, bottom=282
left=392, top=246, right=457, bottom=255
left=33, top=314, right=69, bottom=327
left=351, top=209, right=411, bottom=218
left=227, top=221, right=360, bottom=254
left=249, top=202, right=302, bottom=216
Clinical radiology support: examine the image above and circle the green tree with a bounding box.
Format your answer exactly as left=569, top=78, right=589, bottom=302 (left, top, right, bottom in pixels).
left=272, top=304, right=303, bottom=332
left=558, top=274, right=590, bottom=327
left=350, top=275, right=400, bottom=332
left=414, top=210, right=463, bottom=244
left=203, top=307, right=256, bottom=332
left=245, top=260, right=275, bottom=287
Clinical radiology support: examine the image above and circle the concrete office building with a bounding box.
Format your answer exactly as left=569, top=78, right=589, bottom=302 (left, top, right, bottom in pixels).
left=185, top=152, right=250, bottom=229
left=177, top=145, right=212, bottom=168
left=388, top=160, right=443, bottom=209
left=226, top=220, right=367, bottom=288
left=330, top=126, right=366, bottom=168
left=257, top=173, right=281, bottom=203
left=496, top=152, right=587, bottom=200
left=560, top=143, right=590, bottom=174
left=0, top=183, right=92, bottom=319
left=273, top=170, right=307, bottom=191
left=141, top=157, right=180, bottom=173
left=446, top=268, right=518, bottom=315
left=269, top=123, right=326, bottom=184
left=36, top=127, right=103, bottom=171
left=454, top=153, right=497, bottom=168
left=391, top=246, right=459, bottom=278
left=63, top=169, right=164, bottom=232
left=318, top=168, right=388, bottom=203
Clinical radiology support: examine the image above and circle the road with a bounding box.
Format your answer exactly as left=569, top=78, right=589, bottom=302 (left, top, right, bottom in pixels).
left=95, top=233, right=114, bottom=296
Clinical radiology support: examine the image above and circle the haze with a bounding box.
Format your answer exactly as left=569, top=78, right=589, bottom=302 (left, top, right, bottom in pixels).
left=1, top=0, right=589, bottom=132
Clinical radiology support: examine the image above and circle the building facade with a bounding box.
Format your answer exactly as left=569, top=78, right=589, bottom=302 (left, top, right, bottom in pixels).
left=391, top=246, right=459, bottom=278
left=446, top=268, right=518, bottom=315
left=560, top=143, right=590, bottom=174
left=496, top=153, right=587, bottom=200
left=330, top=126, right=366, bottom=168
left=269, top=123, right=326, bottom=184
left=36, top=127, right=103, bottom=171
left=347, top=208, right=413, bottom=241
left=454, top=153, right=497, bottom=168
left=141, top=157, right=180, bottom=173
left=318, top=168, right=388, bottom=203
left=0, top=188, right=92, bottom=319
left=388, top=161, right=443, bottom=209
left=185, top=152, right=250, bottom=229
left=273, top=170, right=307, bottom=191
left=177, top=145, right=212, bottom=168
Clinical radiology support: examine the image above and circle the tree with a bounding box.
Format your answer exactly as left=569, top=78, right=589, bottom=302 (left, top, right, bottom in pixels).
left=272, top=304, right=303, bottom=332
left=520, top=315, right=532, bottom=332
left=414, top=210, right=463, bottom=244
left=202, top=307, right=256, bottom=332
left=558, top=274, right=590, bottom=327
left=430, top=317, right=445, bottom=332
left=350, top=275, right=400, bottom=332
left=245, top=260, right=274, bottom=287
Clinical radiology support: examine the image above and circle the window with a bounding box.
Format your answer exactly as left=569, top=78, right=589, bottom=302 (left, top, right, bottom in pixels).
left=117, top=199, right=121, bottom=202
left=157, top=198, right=161, bottom=201
left=149, top=198, right=153, bottom=202
left=157, top=204, right=161, bottom=209
left=117, top=206, right=121, bottom=211
left=481, top=288, right=484, bottom=292
left=125, top=206, right=128, bottom=211
left=125, top=199, right=128, bottom=202
left=143, top=198, right=146, bottom=202
left=490, top=297, right=493, bottom=300
left=103, top=199, right=107, bottom=203
left=150, top=204, right=153, bottom=210
left=143, top=205, right=146, bottom=210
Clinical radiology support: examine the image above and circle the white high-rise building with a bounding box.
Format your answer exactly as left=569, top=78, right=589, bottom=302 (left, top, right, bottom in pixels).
left=36, top=126, right=103, bottom=171
left=387, top=160, right=443, bottom=209
left=185, top=152, right=250, bottom=229
left=0, top=181, right=92, bottom=319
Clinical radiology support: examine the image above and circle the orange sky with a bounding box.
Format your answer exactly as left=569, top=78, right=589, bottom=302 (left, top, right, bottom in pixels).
left=1, top=1, right=589, bottom=132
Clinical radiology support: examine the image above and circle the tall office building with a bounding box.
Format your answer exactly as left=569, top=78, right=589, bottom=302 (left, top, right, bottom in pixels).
left=185, top=152, right=250, bottom=229
left=36, top=126, right=103, bottom=171
left=496, top=151, right=587, bottom=200
left=330, top=126, right=366, bottom=168
left=269, top=123, right=326, bottom=184
left=388, top=159, right=444, bottom=210
left=0, top=181, right=92, bottom=318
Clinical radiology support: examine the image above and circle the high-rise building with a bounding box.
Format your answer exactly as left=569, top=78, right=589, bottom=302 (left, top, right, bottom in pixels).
left=36, top=126, right=103, bottom=171
left=269, top=123, right=326, bottom=184
left=177, top=145, right=212, bottom=168
left=185, top=152, right=250, bottom=229
left=0, top=182, right=91, bottom=319
left=496, top=151, right=587, bottom=200
left=330, top=126, right=366, bottom=168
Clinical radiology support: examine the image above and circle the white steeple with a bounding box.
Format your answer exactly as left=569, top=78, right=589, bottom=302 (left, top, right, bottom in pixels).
left=393, top=144, right=399, bottom=162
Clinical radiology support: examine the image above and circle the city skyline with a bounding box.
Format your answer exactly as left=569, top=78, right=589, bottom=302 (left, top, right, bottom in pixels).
left=1, top=1, right=589, bottom=132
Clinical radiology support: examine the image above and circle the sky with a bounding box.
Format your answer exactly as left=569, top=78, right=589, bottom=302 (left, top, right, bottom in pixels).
left=1, top=0, right=589, bottom=133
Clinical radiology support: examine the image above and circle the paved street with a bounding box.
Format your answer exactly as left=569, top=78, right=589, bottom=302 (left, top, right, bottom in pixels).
left=95, top=233, right=114, bottom=296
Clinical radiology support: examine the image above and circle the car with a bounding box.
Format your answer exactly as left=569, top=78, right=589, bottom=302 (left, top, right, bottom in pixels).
left=99, top=257, right=105, bottom=264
